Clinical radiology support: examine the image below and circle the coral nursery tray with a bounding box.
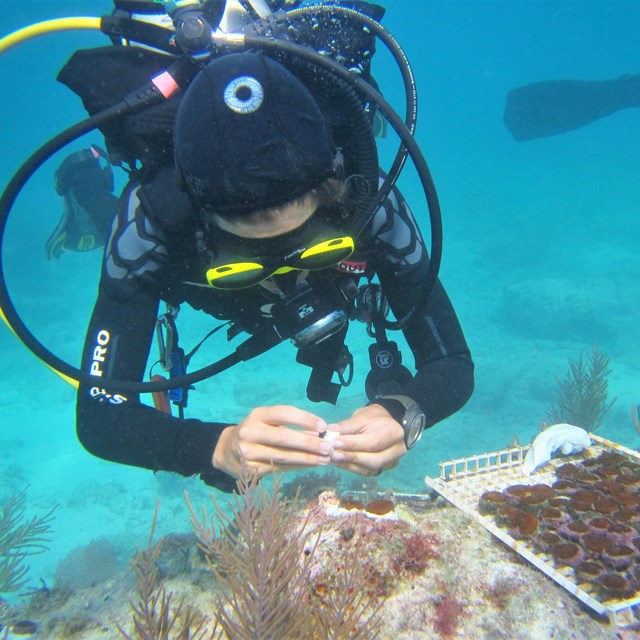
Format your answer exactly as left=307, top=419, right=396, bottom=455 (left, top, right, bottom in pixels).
left=424, top=435, right=640, bottom=627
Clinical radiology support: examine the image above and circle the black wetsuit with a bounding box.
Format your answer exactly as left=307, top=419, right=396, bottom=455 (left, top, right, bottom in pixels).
left=76, top=167, right=474, bottom=491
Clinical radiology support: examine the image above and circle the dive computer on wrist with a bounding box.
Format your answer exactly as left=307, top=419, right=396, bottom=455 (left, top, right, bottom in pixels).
left=372, top=394, right=426, bottom=449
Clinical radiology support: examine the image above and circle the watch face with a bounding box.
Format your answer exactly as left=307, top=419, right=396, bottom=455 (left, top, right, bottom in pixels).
left=379, top=395, right=426, bottom=449
left=405, top=408, right=426, bottom=449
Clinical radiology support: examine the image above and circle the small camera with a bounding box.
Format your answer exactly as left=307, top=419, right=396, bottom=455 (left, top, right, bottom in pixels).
left=271, top=276, right=358, bottom=348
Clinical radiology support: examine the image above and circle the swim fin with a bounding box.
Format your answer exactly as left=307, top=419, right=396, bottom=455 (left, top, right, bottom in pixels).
left=504, top=73, right=640, bottom=141
left=46, top=146, right=117, bottom=259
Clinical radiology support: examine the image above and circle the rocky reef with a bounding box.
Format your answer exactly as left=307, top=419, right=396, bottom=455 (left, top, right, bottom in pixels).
left=0, top=475, right=627, bottom=639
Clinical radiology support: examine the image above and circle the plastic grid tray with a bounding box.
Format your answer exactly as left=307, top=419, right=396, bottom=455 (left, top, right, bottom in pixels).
left=424, top=435, right=640, bottom=627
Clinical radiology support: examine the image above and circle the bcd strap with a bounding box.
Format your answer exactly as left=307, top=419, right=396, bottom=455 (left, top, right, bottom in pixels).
left=155, top=305, right=191, bottom=417
left=296, top=328, right=353, bottom=404
left=365, top=340, right=412, bottom=400
left=356, top=283, right=413, bottom=399
left=57, top=46, right=181, bottom=170
left=137, top=165, right=195, bottom=231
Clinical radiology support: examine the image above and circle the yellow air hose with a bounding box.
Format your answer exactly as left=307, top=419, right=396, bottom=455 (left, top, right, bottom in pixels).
left=0, top=307, right=79, bottom=388
left=0, top=17, right=102, bottom=55
left=0, top=17, right=102, bottom=386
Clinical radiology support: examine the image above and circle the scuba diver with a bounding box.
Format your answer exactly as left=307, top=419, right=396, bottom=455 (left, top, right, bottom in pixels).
left=504, top=73, right=640, bottom=141
left=45, top=145, right=117, bottom=259
left=2, top=0, right=474, bottom=492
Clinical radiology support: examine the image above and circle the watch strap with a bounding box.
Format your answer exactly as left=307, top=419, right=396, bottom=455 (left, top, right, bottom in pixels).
left=369, top=396, right=407, bottom=424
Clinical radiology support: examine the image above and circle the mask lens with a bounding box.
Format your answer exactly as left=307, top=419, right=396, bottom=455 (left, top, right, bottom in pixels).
left=206, top=261, right=269, bottom=289
left=206, top=236, right=355, bottom=290
left=299, top=237, right=354, bottom=268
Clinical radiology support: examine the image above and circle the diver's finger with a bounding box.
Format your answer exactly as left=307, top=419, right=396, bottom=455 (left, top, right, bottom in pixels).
left=256, top=405, right=327, bottom=432
left=241, top=443, right=331, bottom=469
left=242, top=425, right=334, bottom=456
left=330, top=446, right=403, bottom=472
left=331, top=432, right=397, bottom=454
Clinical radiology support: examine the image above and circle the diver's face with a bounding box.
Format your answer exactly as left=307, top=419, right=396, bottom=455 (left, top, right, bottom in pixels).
left=211, top=200, right=318, bottom=292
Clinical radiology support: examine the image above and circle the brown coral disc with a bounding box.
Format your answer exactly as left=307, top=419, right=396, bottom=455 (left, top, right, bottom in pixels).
left=603, top=544, right=637, bottom=571
left=503, top=483, right=552, bottom=508
left=573, top=471, right=600, bottom=486
left=496, top=504, right=517, bottom=523
left=596, top=573, right=635, bottom=600
left=478, top=491, right=508, bottom=515
left=572, top=490, right=600, bottom=506
left=594, top=496, right=619, bottom=516
left=568, top=499, right=594, bottom=518
left=503, top=484, right=535, bottom=506
left=339, top=498, right=365, bottom=511
left=583, top=534, right=612, bottom=558
left=593, top=465, right=620, bottom=479
left=538, top=507, right=568, bottom=527
left=551, top=480, right=578, bottom=496
left=499, top=506, right=538, bottom=539
left=548, top=497, right=571, bottom=510
left=611, top=509, right=640, bottom=527
left=615, top=474, right=640, bottom=489
left=587, top=517, right=612, bottom=536
left=607, top=523, right=637, bottom=546
left=555, top=463, right=581, bottom=480
left=575, top=560, right=606, bottom=583
left=534, top=531, right=563, bottom=552
left=594, top=478, right=620, bottom=496
left=365, top=499, right=395, bottom=516
left=515, top=512, right=538, bottom=538
left=596, top=451, right=627, bottom=466
left=560, top=521, right=590, bottom=542
left=610, top=492, right=640, bottom=510
left=528, top=484, right=555, bottom=503
left=551, top=542, right=585, bottom=567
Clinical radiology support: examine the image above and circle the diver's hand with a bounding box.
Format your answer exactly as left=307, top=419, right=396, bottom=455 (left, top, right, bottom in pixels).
left=330, top=404, right=406, bottom=476
left=213, top=405, right=332, bottom=479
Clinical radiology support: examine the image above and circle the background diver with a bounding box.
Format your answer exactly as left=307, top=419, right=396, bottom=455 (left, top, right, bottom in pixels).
left=504, top=73, right=640, bottom=141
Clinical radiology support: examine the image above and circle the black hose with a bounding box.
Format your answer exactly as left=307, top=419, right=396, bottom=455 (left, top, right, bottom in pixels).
left=0, top=69, right=253, bottom=394
left=288, top=4, right=418, bottom=233
left=245, top=34, right=442, bottom=328
left=296, top=62, right=379, bottom=231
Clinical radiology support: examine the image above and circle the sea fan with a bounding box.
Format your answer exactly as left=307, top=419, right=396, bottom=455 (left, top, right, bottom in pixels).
left=545, top=346, right=615, bottom=431
left=0, top=488, right=55, bottom=593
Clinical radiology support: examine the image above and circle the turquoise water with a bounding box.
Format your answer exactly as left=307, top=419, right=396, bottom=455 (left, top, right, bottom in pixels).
left=1, top=0, right=639, bottom=593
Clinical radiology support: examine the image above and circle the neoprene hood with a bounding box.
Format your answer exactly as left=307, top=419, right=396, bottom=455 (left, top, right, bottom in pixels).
left=174, top=52, right=334, bottom=216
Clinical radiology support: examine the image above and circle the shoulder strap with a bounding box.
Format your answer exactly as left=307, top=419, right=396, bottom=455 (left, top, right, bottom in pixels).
left=137, top=165, right=195, bottom=232
left=57, top=46, right=180, bottom=170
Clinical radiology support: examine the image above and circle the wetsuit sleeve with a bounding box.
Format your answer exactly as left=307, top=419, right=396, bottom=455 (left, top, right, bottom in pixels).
left=75, top=187, right=237, bottom=492
left=371, top=186, right=474, bottom=428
